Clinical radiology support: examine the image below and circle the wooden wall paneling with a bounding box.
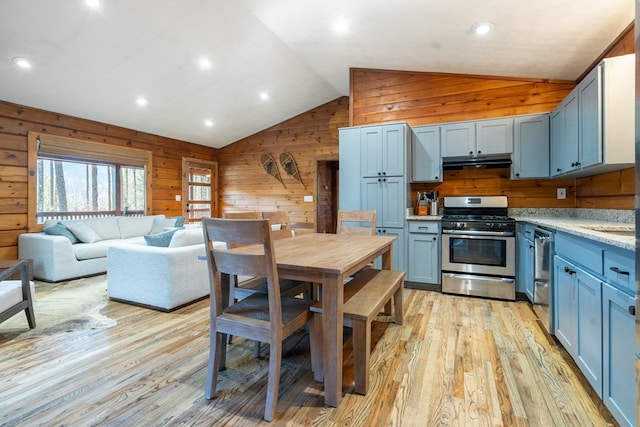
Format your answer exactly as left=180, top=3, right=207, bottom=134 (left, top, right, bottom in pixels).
left=410, top=168, right=577, bottom=209
left=0, top=100, right=218, bottom=260
left=218, top=97, right=348, bottom=228
left=575, top=168, right=635, bottom=209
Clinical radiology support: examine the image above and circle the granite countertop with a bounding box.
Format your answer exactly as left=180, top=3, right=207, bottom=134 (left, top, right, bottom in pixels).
left=514, top=216, right=635, bottom=252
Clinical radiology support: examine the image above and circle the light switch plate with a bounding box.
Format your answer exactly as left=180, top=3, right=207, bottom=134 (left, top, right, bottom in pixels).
left=175, top=195, right=181, bottom=201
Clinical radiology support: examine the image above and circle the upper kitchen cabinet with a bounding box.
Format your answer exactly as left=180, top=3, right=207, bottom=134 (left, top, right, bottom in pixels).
left=360, top=123, right=407, bottom=177
left=511, top=114, right=550, bottom=179
left=411, top=125, right=442, bottom=182
left=441, top=118, right=513, bottom=158
left=550, top=54, right=634, bottom=177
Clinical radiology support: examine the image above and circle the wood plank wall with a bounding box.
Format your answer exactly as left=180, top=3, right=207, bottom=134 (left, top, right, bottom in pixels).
left=217, top=98, right=349, bottom=229
left=350, top=24, right=635, bottom=211
left=0, top=101, right=217, bottom=259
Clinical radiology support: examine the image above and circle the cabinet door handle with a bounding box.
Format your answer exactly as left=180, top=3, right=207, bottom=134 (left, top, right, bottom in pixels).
left=469, top=151, right=474, bottom=155
left=629, top=306, right=636, bottom=316
left=434, top=176, right=438, bottom=180
left=609, top=266, right=630, bottom=276
left=382, top=172, right=386, bottom=176
left=515, top=173, right=520, bottom=177
left=557, top=168, right=562, bottom=172
left=564, top=266, right=575, bottom=275
left=432, top=237, right=437, bottom=241
left=477, top=150, right=482, bottom=155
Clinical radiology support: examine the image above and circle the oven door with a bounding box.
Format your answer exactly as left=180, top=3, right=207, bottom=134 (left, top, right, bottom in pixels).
left=442, top=231, right=515, bottom=277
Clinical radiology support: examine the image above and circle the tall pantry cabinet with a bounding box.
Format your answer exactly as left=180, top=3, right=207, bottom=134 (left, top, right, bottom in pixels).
left=338, top=123, right=411, bottom=272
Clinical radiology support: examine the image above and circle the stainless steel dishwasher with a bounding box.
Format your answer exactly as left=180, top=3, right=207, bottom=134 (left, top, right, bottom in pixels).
left=533, top=227, right=555, bottom=333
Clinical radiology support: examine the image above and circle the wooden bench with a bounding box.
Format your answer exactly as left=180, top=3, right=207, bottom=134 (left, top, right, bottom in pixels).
left=310, top=268, right=405, bottom=395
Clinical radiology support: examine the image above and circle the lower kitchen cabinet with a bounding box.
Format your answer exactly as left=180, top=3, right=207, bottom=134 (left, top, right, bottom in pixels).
left=407, top=221, right=440, bottom=284
left=602, top=282, right=638, bottom=427
left=554, top=254, right=603, bottom=397
left=374, top=227, right=404, bottom=272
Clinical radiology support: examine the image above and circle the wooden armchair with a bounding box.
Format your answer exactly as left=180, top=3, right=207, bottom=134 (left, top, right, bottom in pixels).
left=0, top=259, right=36, bottom=328
left=201, top=218, right=316, bottom=422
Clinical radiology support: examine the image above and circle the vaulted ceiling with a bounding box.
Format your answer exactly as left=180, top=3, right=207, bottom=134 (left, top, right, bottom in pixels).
left=0, top=0, right=634, bottom=148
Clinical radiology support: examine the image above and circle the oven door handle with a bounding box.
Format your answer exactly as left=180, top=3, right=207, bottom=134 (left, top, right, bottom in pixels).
left=442, top=229, right=515, bottom=237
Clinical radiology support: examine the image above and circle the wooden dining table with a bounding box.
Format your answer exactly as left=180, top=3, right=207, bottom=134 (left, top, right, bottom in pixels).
left=268, top=232, right=396, bottom=407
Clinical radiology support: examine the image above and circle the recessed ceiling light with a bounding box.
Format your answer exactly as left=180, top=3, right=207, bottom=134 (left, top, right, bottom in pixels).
left=136, top=97, right=148, bottom=107
left=204, top=119, right=214, bottom=127
left=85, top=0, right=101, bottom=8
left=12, top=57, right=32, bottom=69
left=333, top=17, right=349, bottom=35
left=471, top=22, right=494, bottom=36
left=260, top=92, right=269, bottom=101
left=198, top=57, right=212, bottom=70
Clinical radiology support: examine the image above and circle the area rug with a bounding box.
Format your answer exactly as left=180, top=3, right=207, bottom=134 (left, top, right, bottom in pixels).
left=0, top=274, right=116, bottom=340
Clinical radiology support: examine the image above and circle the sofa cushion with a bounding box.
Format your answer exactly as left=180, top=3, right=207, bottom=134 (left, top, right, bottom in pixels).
left=144, top=229, right=180, bottom=247
left=43, top=222, right=79, bottom=243
left=73, top=240, right=117, bottom=260
left=168, top=228, right=203, bottom=247
left=82, top=217, right=120, bottom=240
left=66, top=222, right=102, bottom=243
left=149, top=216, right=180, bottom=234
left=118, top=216, right=156, bottom=238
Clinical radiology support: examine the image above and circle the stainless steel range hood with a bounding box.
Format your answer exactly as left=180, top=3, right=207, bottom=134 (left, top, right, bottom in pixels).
left=442, top=154, right=512, bottom=170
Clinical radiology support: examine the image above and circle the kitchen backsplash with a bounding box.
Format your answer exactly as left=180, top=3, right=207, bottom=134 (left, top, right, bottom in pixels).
left=509, top=208, right=635, bottom=223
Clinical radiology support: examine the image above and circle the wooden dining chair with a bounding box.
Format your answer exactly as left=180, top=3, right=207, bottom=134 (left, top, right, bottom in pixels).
left=336, top=210, right=377, bottom=236
left=261, top=210, right=295, bottom=240
left=201, top=218, right=316, bottom=422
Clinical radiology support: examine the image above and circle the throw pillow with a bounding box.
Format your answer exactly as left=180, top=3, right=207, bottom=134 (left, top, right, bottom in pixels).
left=144, top=229, right=180, bottom=247
left=172, top=216, right=186, bottom=227
left=65, top=222, right=102, bottom=243
left=168, top=228, right=203, bottom=247
left=149, top=217, right=178, bottom=234
left=43, top=222, right=80, bottom=244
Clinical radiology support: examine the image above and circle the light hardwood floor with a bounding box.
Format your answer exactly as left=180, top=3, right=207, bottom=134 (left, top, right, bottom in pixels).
left=0, top=275, right=617, bottom=426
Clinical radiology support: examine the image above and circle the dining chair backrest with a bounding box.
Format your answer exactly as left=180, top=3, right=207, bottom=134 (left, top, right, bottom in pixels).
left=261, top=210, right=294, bottom=240
left=336, top=210, right=377, bottom=236
left=221, top=211, right=261, bottom=248
left=202, top=218, right=282, bottom=332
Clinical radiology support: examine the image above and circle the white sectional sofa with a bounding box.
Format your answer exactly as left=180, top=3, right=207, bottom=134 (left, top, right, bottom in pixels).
left=106, top=227, right=210, bottom=311
left=18, top=215, right=181, bottom=282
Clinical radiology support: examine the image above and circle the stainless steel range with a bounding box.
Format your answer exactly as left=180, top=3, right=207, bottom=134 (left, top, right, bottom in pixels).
left=441, top=196, right=516, bottom=301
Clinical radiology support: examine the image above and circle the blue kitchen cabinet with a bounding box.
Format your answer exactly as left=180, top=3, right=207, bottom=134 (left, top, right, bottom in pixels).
left=575, top=266, right=603, bottom=397
left=511, top=114, right=550, bottom=179
left=361, top=175, right=405, bottom=229
left=554, top=255, right=578, bottom=354
left=360, top=123, right=406, bottom=178
left=441, top=122, right=475, bottom=157
left=476, top=118, right=513, bottom=155
left=550, top=88, right=579, bottom=176
left=407, top=221, right=440, bottom=284
left=549, top=55, right=633, bottom=177
left=441, top=118, right=513, bottom=158
left=374, top=227, right=405, bottom=272
left=411, top=125, right=442, bottom=182
left=578, top=65, right=601, bottom=170
left=602, top=282, right=637, bottom=427
left=554, top=254, right=603, bottom=396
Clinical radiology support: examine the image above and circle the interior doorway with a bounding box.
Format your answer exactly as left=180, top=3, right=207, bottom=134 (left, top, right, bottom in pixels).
left=316, top=160, right=339, bottom=233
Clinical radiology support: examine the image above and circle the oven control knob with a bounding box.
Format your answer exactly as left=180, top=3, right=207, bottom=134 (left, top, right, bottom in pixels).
left=455, top=222, right=465, bottom=230
left=496, top=223, right=503, bottom=229
left=487, top=222, right=494, bottom=229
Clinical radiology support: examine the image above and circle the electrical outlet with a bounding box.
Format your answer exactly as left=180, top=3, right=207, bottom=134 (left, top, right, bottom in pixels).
left=557, top=188, right=566, bottom=199
left=175, top=195, right=181, bottom=201
left=303, top=195, right=313, bottom=202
